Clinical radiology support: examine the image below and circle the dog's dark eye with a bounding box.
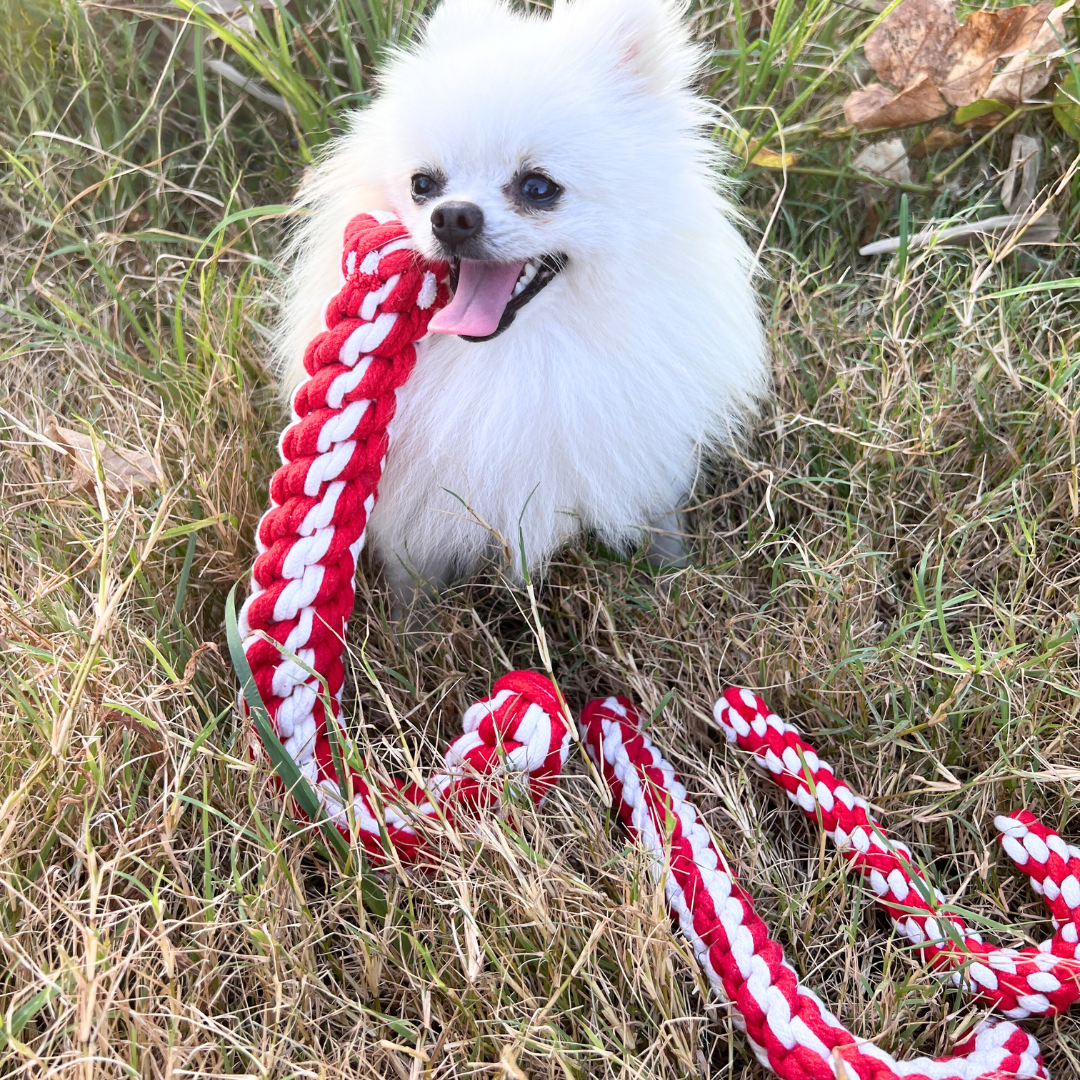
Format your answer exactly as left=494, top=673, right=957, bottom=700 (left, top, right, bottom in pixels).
left=411, top=173, right=440, bottom=201
left=519, top=173, right=561, bottom=207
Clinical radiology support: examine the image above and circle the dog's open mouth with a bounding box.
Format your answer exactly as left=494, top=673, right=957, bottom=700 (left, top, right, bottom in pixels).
left=427, top=254, right=567, bottom=342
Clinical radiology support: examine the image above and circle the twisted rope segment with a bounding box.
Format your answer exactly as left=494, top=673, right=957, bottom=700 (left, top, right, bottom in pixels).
left=714, top=687, right=1080, bottom=1020
left=235, top=212, right=1068, bottom=1077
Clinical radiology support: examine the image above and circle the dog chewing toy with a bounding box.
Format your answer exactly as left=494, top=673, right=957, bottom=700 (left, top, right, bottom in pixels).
left=236, top=213, right=1079, bottom=1079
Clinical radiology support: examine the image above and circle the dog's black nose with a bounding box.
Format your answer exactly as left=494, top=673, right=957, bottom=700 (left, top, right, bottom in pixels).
left=431, top=201, right=484, bottom=249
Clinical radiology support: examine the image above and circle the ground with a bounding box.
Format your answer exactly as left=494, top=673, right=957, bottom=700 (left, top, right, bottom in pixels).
left=1, top=1, right=1079, bottom=1077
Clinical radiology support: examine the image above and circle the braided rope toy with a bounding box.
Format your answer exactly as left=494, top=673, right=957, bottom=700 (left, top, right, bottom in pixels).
left=236, top=213, right=1079, bottom=1079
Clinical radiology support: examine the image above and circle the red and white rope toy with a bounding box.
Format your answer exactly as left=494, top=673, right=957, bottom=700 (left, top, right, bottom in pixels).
left=237, top=213, right=1078, bottom=1078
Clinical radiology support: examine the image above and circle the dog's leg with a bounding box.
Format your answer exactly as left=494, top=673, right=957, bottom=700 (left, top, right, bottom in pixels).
left=383, top=556, right=454, bottom=625
left=645, top=510, right=689, bottom=569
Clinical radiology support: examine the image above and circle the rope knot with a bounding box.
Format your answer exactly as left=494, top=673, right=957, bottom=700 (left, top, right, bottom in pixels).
left=450, top=672, right=570, bottom=802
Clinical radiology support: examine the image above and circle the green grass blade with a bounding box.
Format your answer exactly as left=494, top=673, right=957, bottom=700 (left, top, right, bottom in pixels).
left=224, top=584, right=387, bottom=915
left=224, top=582, right=350, bottom=861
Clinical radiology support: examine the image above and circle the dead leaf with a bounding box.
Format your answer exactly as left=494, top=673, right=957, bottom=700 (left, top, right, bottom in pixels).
left=986, top=0, right=1075, bottom=103
left=859, top=199, right=885, bottom=250
left=864, top=0, right=960, bottom=90
left=183, top=642, right=219, bottom=683
left=857, top=0, right=1068, bottom=123
left=845, top=76, right=948, bottom=130
left=935, top=4, right=1055, bottom=105
left=986, top=52, right=1053, bottom=105
left=854, top=138, right=913, bottom=184
left=104, top=709, right=165, bottom=766
left=909, top=124, right=967, bottom=159
left=1000, top=133, right=1041, bottom=211
left=148, top=642, right=220, bottom=699
left=44, top=417, right=163, bottom=498
left=989, top=6, right=1058, bottom=59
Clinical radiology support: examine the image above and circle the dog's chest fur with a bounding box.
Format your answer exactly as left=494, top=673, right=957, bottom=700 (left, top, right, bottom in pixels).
left=367, top=229, right=764, bottom=589
left=375, top=306, right=692, bottom=586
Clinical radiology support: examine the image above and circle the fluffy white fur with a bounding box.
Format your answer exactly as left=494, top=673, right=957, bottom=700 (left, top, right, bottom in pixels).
left=278, top=0, right=767, bottom=598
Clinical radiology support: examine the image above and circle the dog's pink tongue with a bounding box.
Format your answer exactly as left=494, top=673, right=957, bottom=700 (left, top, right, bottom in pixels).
left=428, top=259, right=525, bottom=337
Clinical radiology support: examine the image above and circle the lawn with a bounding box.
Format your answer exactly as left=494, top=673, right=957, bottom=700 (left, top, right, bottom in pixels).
left=1, top=0, right=1078, bottom=1077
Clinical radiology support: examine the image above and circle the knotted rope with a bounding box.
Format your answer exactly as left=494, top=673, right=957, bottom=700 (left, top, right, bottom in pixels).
left=236, top=212, right=1077, bottom=1078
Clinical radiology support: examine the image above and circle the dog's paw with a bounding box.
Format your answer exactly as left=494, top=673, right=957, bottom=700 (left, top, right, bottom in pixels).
left=645, top=510, right=689, bottom=570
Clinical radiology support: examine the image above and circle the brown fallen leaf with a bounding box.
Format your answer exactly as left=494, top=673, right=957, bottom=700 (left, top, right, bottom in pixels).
left=148, top=642, right=221, bottom=698
left=104, top=709, right=165, bottom=766
left=986, top=0, right=1075, bottom=104
left=845, top=75, right=948, bottom=130
left=859, top=199, right=886, bottom=252
left=935, top=3, right=1055, bottom=105
left=855, top=0, right=1067, bottom=126
left=44, top=417, right=163, bottom=498
left=909, top=124, right=967, bottom=159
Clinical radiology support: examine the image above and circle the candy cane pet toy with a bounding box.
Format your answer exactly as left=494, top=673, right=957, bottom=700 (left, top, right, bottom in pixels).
left=236, top=212, right=1060, bottom=1077
left=714, top=687, right=1080, bottom=1020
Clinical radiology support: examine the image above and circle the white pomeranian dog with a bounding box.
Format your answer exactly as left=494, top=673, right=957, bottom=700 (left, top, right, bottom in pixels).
left=278, top=0, right=767, bottom=603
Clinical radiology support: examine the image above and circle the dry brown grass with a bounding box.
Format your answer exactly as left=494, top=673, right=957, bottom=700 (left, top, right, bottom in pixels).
left=2, top=1, right=1079, bottom=1077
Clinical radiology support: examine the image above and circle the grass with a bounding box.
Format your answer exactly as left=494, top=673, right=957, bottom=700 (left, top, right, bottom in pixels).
left=1, top=0, right=1079, bottom=1076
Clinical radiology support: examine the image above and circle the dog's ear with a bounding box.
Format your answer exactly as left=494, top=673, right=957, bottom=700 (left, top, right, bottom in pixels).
left=564, top=0, right=699, bottom=94
left=421, top=0, right=514, bottom=47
